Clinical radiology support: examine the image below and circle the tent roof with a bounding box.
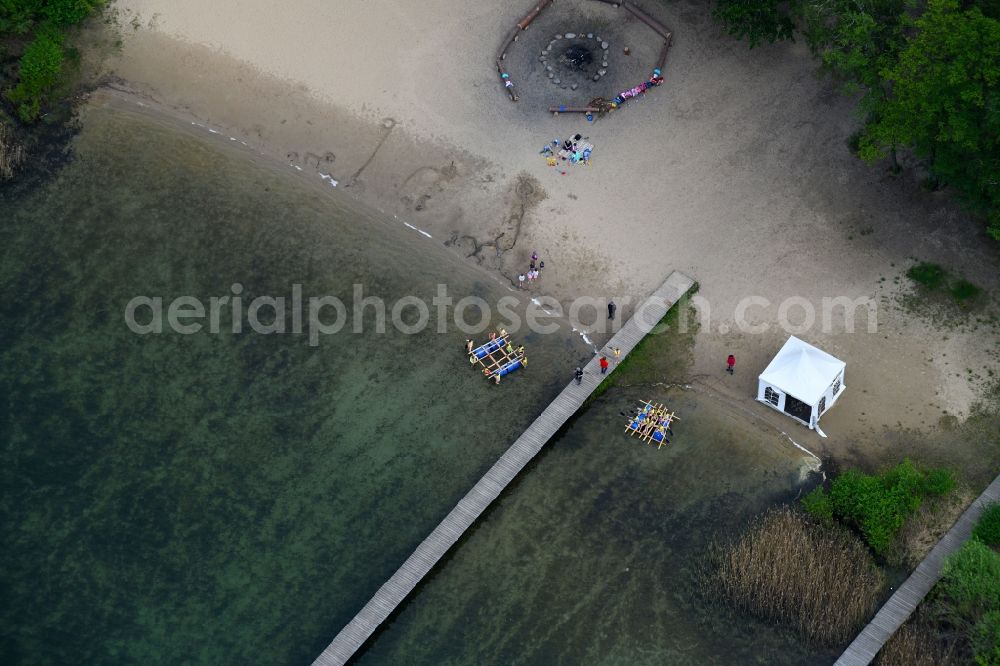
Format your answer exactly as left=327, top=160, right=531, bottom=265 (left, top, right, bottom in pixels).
left=758, top=336, right=845, bottom=406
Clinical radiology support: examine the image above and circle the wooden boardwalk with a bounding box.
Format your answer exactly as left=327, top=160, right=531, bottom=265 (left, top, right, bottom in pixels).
left=312, top=271, right=696, bottom=666
left=835, top=474, right=1000, bottom=666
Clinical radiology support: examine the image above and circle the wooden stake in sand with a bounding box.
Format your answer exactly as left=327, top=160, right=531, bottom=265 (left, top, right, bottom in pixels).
left=517, top=0, right=553, bottom=30
left=623, top=2, right=672, bottom=41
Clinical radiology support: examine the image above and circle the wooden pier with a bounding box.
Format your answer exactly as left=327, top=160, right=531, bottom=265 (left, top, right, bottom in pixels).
left=312, top=271, right=696, bottom=666
left=834, top=473, right=1000, bottom=666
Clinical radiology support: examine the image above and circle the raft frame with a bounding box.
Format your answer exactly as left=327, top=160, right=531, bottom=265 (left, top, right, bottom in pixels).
left=469, top=333, right=527, bottom=384
left=625, top=399, right=679, bottom=449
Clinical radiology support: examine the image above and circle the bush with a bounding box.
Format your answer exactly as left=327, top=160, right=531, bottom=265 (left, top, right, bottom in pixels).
left=4, top=28, right=65, bottom=122
left=952, top=279, right=983, bottom=303
left=0, top=0, right=102, bottom=32
left=828, top=460, right=952, bottom=554
left=907, top=262, right=947, bottom=290
left=923, top=468, right=957, bottom=496
left=42, top=0, right=103, bottom=26
left=802, top=486, right=834, bottom=523
left=974, top=504, right=1000, bottom=547
left=971, top=609, right=1000, bottom=666
left=939, top=539, right=1000, bottom=619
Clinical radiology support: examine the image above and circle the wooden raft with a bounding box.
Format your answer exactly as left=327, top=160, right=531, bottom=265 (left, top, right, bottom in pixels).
left=624, top=400, right=679, bottom=449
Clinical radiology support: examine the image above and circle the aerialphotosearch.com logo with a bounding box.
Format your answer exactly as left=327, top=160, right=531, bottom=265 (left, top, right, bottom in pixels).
left=123, top=283, right=878, bottom=346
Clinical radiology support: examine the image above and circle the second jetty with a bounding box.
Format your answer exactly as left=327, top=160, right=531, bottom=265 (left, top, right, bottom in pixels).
left=313, top=270, right=696, bottom=666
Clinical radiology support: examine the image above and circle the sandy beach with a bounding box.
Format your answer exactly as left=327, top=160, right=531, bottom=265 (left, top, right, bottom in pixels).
left=103, top=0, right=1000, bottom=458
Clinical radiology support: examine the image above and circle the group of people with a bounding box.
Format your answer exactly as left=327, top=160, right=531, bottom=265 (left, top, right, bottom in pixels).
left=575, top=347, right=621, bottom=384
left=540, top=134, right=592, bottom=167
left=517, top=251, right=544, bottom=288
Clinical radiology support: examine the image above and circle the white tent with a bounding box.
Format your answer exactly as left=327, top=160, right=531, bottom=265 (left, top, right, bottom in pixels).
left=757, top=336, right=846, bottom=436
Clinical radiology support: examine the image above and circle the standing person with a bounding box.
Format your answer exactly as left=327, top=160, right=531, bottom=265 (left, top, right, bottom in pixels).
left=465, top=339, right=474, bottom=354
left=518, top=273, right=526, bottom=288
left=608, top=300, right=616, bottom=320
left=600, top=356, right=609, bottom=374
left=727, top=354, right=736, bottom=374
left=612, top=347, right=621, bottom=360
left=574, top=367, right=584, bottom=384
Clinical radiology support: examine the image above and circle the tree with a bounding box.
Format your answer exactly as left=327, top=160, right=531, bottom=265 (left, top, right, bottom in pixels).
left=859, top=0, right=1000, bottom=239
left=4, top=27, right=64, bottom=122
left=799, top=0, right=912, bottom=169
left=711, top=0, right=796, bottom=47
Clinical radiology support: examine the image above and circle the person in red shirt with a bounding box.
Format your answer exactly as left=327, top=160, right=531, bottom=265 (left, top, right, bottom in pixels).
left=600, top=356, right=610, bottom=374
left=727, top=354, right=736, bottom=374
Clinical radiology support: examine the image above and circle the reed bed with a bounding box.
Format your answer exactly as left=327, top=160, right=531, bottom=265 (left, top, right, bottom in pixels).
left=705, top=507, right=886, bottom=644
left=874, top=613, right=958, bottom=666
left=1, top=122, right=26, bottom=180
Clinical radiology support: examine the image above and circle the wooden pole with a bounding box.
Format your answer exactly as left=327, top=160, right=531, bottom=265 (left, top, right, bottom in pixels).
left=517, top=0, right=553, bottom=30
left=496, top=27, right=520, bottom=61
left=655, top=38, right=671, bottom=72
left=623, top=2, right=672, bottom=41
left=548, top=106, right=599, bottom=114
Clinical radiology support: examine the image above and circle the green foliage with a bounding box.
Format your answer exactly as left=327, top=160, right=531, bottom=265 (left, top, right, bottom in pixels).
left=940, top=538, right=1000, bottom=618
left=972, top=609, right=1000, bottom=666
left=974, top=503, right=1000, bottom=547
left=860, top=0, right=1000, bottom=236
left=41, top=0, right=101, bottom=26
left=952, top=279, right=983, bottom=303
left=0, top=0, right=102, bottom=33
left=906, top=262, right=947, bottom=289
left=827, top=460, right=952, bottom=554
left=4, top=28, right=64, bottom=122
left=712, top=0, right=1000, bottom=241
left=1, top=1, right=104, bottom=123
left=711, top=0, right=795, bottom=48
left=802, top=486, right=834, bottom=524
left=922, top=468, right=956, bottom=496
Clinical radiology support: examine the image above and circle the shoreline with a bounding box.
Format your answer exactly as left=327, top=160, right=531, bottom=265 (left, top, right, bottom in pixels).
left=97, top=0, right=1000, bottom=455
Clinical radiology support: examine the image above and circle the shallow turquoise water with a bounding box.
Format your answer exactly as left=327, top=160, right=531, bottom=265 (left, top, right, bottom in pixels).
left=0, top=101, right=586, bottom=664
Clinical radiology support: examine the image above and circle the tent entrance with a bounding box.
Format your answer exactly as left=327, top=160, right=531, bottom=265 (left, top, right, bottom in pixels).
left=783, top=394, right=812, bottom=423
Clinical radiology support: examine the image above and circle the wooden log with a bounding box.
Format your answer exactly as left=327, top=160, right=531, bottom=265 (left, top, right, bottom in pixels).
left=548, top=106, right=599, bottom=114
left=496, top=27, right=521, bottom=61
left=517, top=0, right=553, bottom=30
left=655, top=38, right=671, bottom=72
left=497, top=60, right=518, bottom=101
left=624, top=2, right=672, bottom=41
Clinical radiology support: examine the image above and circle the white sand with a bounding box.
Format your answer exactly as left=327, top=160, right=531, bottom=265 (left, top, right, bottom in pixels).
left=104, top=0, right=1000, bottom=455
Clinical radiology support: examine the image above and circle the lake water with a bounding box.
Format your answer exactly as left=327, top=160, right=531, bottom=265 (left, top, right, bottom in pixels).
left=1, top=98, right=831, bottom=665
left=0, top=99, right=587, bottom=664
left=356, top=386, right=835, bottom=665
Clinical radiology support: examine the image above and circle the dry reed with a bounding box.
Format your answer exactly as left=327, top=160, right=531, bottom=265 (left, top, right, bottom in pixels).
left=1, top=121, right=26, bottom=180
left=874, top=612, right=959, bottom=666
left=887, top=486, right=975, bottom=569
left=705, top=507, right=886, bottom=644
